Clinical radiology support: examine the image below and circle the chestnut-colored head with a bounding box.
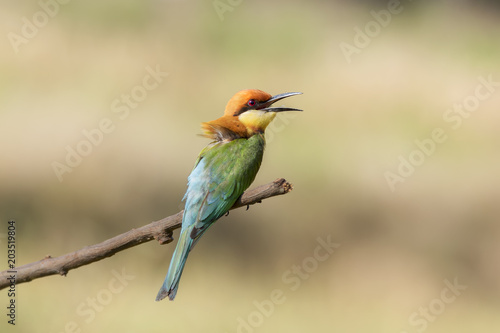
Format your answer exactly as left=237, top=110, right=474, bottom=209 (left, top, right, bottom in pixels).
left=202, top=89, right=302, bottom=140
left=223, top=89, right=273, bottom=116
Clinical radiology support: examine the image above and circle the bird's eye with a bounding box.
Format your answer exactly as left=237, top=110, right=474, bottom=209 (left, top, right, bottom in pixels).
left=247, top=99, right=256, bottom=107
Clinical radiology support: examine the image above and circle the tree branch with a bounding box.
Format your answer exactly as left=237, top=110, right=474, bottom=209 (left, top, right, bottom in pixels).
left=0, top=178, right=293, bottom=290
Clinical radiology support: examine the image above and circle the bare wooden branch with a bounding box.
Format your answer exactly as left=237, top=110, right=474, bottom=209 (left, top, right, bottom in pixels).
left=0, top=178, right=293, bottom=290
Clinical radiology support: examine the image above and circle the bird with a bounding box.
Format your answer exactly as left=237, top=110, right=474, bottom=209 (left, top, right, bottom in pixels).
left=155, top=89, right=302, bottom=301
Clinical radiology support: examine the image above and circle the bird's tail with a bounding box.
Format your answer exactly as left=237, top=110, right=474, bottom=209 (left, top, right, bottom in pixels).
left=156, top=229, right=193, bottom=301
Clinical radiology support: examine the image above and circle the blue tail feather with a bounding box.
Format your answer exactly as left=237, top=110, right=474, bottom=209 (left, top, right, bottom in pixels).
left=155, top=230, right=193, bottom=301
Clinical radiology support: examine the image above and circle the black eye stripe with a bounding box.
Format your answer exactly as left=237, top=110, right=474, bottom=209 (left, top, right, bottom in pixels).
left=233, top=99, right=263, bottom=116
left=233, top=106, right=251, bottom=116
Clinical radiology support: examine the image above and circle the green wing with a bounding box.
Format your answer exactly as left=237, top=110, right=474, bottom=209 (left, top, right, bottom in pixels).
left=183, top=134, right=266, bottom=240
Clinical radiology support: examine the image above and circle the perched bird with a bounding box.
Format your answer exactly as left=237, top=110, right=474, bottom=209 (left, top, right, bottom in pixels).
left=156, top=89, right=302, bottom=301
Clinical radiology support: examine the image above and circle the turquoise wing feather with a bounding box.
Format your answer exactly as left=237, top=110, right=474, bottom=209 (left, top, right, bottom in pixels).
left=156, top=134, right=266, bottom=301
left=189, top=134, right=266, bottom=238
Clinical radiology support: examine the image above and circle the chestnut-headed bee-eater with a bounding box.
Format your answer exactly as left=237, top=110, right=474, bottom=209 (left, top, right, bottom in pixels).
left=156, top=89, right=302, bottom=301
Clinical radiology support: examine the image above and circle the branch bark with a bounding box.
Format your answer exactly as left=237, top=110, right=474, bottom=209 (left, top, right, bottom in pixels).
left=0, top=178, right=293, bottom=290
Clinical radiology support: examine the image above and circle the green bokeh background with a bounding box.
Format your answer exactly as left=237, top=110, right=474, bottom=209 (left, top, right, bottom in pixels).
left=1, top=1, right=500, bottom=332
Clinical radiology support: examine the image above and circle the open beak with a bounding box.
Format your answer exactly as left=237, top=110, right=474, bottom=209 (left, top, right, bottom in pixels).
left=259, top=92, right=303, bottom=112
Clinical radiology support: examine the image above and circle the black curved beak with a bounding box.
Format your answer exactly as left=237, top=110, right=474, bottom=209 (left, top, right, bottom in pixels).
left=259, top=92, right=303, bottom=112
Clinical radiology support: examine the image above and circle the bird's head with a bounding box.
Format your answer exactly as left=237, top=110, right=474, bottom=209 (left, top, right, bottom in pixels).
left=202, top=89, right=302, bottom=140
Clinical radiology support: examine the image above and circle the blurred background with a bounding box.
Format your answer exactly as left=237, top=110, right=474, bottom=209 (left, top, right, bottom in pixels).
left=1, top=0, right=500, bottom=332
